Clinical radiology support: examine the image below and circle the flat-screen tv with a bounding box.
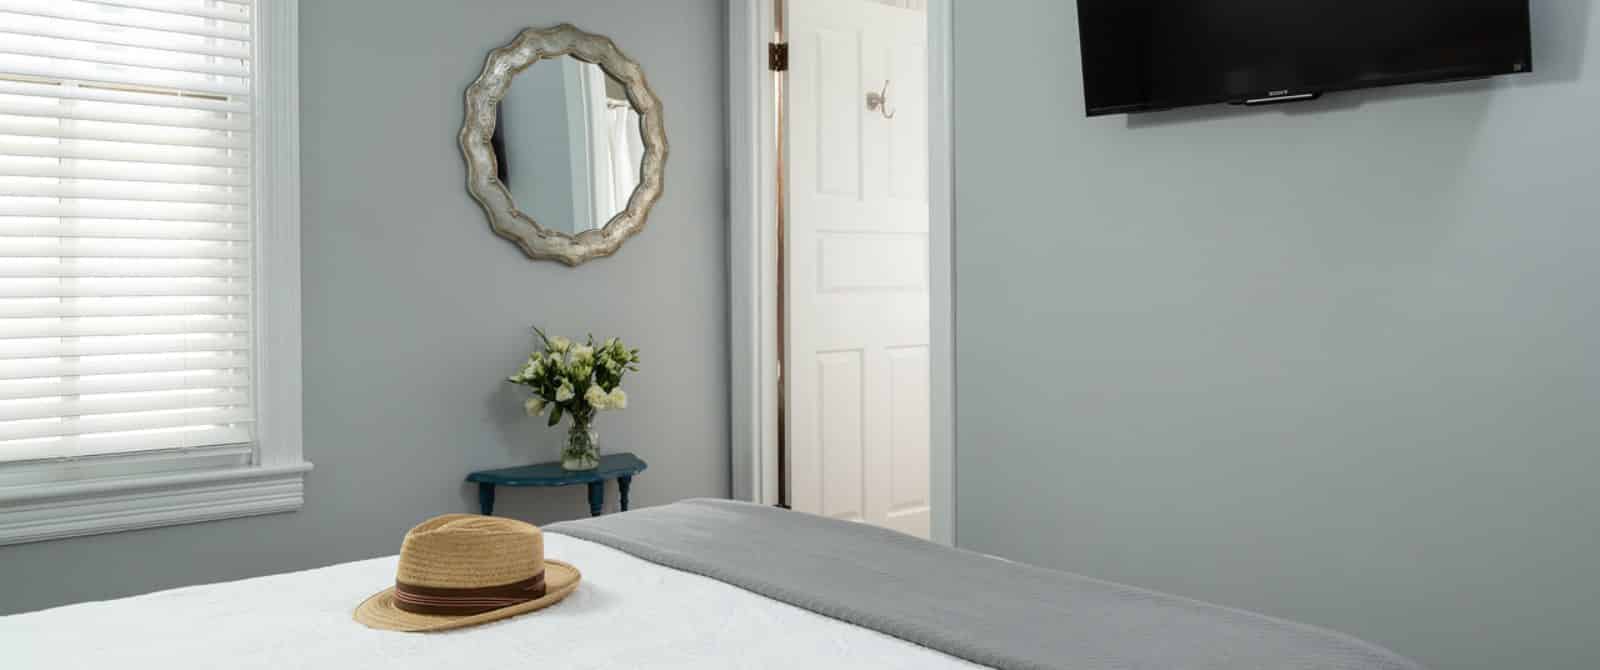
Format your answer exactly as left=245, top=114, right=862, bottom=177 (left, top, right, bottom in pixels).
left=1076, top=1, right=1534, bottom=116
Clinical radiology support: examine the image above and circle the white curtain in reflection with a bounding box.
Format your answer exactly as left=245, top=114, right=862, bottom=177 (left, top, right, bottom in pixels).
left=607, top=106, right=640, bottom=217
left=581, top=64, right=612, bottom=231
left=580, top=63, right=641, bottom=230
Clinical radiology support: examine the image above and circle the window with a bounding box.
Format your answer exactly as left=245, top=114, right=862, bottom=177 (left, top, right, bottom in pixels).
left=0, top=0, right=305, bottom=545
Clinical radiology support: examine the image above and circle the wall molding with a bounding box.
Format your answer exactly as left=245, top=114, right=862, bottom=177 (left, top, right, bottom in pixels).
left=728, top=0, right=781, bottom=505
left=0, top=463, right=312, bottom=546
left=927, top=0, right=955, bottom=546
left=254, top=0, right=306, bottom=471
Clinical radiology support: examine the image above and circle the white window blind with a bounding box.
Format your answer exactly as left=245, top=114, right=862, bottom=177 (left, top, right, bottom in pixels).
left=0, top=0, right=256, bottom=465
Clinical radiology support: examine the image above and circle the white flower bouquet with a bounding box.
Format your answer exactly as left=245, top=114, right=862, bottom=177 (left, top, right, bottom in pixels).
left=508, top=327, right=641, bottom=470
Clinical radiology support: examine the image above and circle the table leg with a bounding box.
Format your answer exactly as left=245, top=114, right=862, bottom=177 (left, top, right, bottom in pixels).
left=586, top=481, right=605, bottom=517
left=618, top=476, right=633, bottom=512
left=478, top=483, right=496, bottom=516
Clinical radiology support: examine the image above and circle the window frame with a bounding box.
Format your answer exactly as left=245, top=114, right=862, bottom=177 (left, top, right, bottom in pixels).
left=0, top=0, right=309, bottom=546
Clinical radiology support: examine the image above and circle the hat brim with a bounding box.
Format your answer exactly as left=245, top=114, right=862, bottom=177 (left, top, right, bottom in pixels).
left=353, top=559, right=581, bottom=632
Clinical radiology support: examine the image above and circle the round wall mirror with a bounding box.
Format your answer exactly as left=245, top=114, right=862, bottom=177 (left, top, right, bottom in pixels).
left=460, top=25, right=667, bottom=266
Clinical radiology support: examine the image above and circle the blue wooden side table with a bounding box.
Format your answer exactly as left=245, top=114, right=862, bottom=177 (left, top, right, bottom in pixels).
left=467, top=453, right=648, bottom=517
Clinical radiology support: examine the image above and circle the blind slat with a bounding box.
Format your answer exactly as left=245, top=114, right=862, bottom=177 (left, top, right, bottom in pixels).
left=0, top=298, right=249, bottom=319
left=0, top=32, right=252, bottom=79
left=0, top=278, right=251, bottom=298
left=0, top=237, right=249, bottom=259
left=0, top=117, right=252, bottom=150
left=0, top=140, right=248, bottom=169
left=0, top=258, right=250, bottom=279
left=0, top=201, right=248, bottom=223
left=75, top=0, right=252, bottom=24
left=2, top=182, right=248, bottom=207
left=0, top=407, right=253, bottom=442
left=0, top=97, right=252, bottom=132
left=0, top=78, right=251, bottom=114
left=0, top=332, right=249, bottom=356
left=0, top=160, right=249, bottom=187
left=0, top=57, right=249, bottom=98
left=0, top=13, right=250, bottom=61
left=0, top=219, right=249, bottom=241
left=0, top=351, right=249, bottom=381
left=0, top=371, right=247, bottom=401
left=0, top=180, right=249, bottom=206
left=0, top=389, right=250, bottom=422
left=0, top=1, right=252, bottom=42
left=0, top=316, right=249, bottom=341
left=0, top=425, right=249, bottom=463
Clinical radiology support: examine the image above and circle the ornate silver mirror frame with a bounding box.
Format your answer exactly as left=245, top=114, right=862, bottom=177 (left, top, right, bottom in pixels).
left=460, top=25, right=668, bottom=266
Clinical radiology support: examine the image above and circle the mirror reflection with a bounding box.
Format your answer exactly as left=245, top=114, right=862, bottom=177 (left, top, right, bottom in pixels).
left=492, top=57, right=642, bottom=235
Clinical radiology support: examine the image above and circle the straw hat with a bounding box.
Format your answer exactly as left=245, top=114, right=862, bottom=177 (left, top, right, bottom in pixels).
left=354, top=514, right=581, bottom=632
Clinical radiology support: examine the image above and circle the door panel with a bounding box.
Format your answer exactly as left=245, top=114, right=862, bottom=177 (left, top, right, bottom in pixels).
left=811, top=30, right=863, bottom=198
left=789, top=0, right=930, bottom=538
left=886, top=345, right=931, bottom=537
left=817, top=349, right=865, bottom=521
left=818, top=233, right=927, bottom=292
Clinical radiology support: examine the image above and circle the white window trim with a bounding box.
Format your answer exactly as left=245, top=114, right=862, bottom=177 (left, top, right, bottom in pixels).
left=0, top=0, right=310, bottom=547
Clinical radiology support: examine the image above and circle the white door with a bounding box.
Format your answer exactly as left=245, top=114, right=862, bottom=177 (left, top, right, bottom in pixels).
left=787, top=0, right=930, bottom=538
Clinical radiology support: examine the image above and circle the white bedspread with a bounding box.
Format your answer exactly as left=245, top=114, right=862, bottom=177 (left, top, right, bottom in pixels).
left=0, top=534, right=983, bottom=670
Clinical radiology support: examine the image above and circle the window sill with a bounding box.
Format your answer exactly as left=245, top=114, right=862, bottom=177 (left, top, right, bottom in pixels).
left=0, top=462, right=313, bottom=547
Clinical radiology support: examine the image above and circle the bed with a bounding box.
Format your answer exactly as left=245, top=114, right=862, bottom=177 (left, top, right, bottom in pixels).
left=0, top=499, right=1420, bottom=670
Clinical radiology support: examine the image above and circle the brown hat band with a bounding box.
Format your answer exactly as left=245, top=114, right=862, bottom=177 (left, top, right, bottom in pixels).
left=393, top=572, right=547, bottom=616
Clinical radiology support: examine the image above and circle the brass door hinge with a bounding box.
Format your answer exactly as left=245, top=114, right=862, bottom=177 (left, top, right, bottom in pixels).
left=769, top=42, right=789, bottom=72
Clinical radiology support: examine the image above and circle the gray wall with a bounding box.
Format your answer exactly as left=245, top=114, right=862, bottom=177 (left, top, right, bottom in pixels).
left=0, top=0, right=728, bottom=615
left=955, top=3, right=1599, bottom=670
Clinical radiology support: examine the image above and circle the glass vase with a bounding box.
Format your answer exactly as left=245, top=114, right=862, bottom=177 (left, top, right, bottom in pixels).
left=562, top=418, right=600, bottom=471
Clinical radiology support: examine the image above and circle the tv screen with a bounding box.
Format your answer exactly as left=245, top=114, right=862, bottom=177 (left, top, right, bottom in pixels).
left=1076, top=1, right=1534, bottom=116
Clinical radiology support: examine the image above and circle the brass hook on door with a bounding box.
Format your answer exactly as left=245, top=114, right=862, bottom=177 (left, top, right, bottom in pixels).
left=865, top=80, right=896, bottom=119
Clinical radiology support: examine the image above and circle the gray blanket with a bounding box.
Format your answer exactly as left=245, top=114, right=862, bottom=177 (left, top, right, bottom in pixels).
left=548, top=499, right=1420, bottom=670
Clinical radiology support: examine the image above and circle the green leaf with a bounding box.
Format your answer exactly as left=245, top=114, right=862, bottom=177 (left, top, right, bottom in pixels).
left=548, top=404, right=564, bottom=427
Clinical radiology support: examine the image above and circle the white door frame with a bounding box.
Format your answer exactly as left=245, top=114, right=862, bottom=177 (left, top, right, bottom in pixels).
left=727, top=0, right=956, bottom=546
